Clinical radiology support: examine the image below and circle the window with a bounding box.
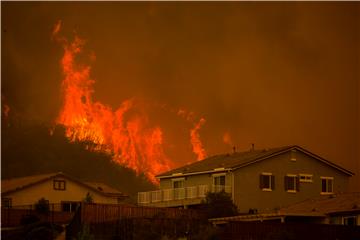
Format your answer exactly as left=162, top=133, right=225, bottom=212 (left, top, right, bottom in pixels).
left=213, top=174, right=226, bottom=192
left=61, top=201, right=80, bottom=212
left=284, top=175, right=299, bottom=192
left=172, top=178, right=184, bottom=188
left=321, top=177, right=334, bottom=194
left=299, top=174, right=313, bottom=183
left=213, top=175, right=225, bottom=186
left=343, top=216, right=357, bottom=226
left=53, top=180, right=66, bottom=191
left=260, top=173, right=275, bottom=191
left=2, top=198, right=12, bottom=208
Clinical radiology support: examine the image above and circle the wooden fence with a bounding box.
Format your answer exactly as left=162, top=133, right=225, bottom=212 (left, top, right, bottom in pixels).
left=220, top=221, right=360, bottom=240
left=80, top=203, right=204, bottom=224
left=66, top=203, right=206, bottom=240
left=1, top=204, right=74, bottom=227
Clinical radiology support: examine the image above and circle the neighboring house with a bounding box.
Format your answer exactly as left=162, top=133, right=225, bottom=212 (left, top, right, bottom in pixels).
left=1, top=172, right=128, bottom=211
left=209, top=192, right=360, bottom=226
left=138, top=145, right=353, bottom=213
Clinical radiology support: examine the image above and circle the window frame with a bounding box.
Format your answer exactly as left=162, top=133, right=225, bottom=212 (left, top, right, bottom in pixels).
left=171, top=178, right=185, bottom=189
left=212, top=173, right=226, bottom=186
left=53, top=179, right=66, bottom=191
left=285, top=174, right=299, bottom=193
left=320, top=177, right=334, bottom=194
left=260, top=172, right=274, bottom=192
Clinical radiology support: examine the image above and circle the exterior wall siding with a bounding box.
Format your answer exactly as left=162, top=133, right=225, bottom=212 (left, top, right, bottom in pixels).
left=3, top=177, right=118, bottom=206
left=232, top=151, right=349, bottom=213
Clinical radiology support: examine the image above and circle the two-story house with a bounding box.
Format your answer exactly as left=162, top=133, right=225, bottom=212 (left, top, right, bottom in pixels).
left=138, top=145, right=353, bottom=213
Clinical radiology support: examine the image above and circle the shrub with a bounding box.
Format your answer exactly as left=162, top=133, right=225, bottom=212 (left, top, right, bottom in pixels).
left=35, top=198, right=50, bottom=215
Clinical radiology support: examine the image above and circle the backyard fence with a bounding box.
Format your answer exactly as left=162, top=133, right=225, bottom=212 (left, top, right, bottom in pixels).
left=66, top=203, right=206, bottom=240
left=1, top=204, right=74, bottom=227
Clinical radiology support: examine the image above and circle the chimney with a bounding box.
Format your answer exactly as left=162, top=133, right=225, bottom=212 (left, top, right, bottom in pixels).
left=233, top=146, right=236, bottom=154
left=251, top=143, right=255, bottom=151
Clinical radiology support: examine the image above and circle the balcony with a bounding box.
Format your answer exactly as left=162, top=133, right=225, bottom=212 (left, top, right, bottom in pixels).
left=138, top=185, right=231, bottom=206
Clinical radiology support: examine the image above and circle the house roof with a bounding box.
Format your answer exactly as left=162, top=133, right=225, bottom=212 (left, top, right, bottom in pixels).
left=1, top=172, right=127, bottom=198
left=84, top=182, right=123, bottom=196
left=279, top=192, right=360, bottom=216
left=157, top=145, right=353, bottom=178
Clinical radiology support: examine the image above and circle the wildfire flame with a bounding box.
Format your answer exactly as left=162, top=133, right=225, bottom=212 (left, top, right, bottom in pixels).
left=190, top=118, right=207, bottom=161
left=53, top=21, right=172, bottom=183
left=53, top=21, right=208, bottom=183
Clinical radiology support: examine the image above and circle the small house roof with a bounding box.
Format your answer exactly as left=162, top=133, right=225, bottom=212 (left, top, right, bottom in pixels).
left=1, top=172, right=127, bottom=198
left=209, top=192, right=360, bottom=224
left=157, top=145, right=353, bottom=178
left=279, top=192, right=360, bottom=216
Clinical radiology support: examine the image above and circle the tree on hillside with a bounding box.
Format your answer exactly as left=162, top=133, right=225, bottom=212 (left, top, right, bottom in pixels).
left=202, top=191, right=238, bottom=219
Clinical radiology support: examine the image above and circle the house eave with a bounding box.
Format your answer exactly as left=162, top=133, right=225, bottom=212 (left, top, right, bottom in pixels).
left=157, top=168, right=233, bottom=179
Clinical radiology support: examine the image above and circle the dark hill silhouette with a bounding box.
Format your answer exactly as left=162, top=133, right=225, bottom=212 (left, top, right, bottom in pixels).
left=1, top=117, right=155, bottom=202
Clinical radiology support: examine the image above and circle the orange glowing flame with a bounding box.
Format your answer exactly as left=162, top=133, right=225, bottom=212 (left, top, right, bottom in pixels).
left=53, top=22, right=171, bottom=183
left=190, top=118, right=207, bottom=161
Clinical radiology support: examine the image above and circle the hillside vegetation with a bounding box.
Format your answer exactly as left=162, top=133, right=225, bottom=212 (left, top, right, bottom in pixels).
left=1, top=117, right=156, bottom=201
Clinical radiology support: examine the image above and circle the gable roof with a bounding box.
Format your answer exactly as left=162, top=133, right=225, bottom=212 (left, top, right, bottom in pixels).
left=1, top=172, right=127, bottom=198
left=157, top=145, right=353, bottom=178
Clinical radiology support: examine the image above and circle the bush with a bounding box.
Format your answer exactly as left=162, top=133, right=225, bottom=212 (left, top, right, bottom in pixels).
left=35, top=198, right=50, bottom=215
left=202, top=191, right=238, bottom=219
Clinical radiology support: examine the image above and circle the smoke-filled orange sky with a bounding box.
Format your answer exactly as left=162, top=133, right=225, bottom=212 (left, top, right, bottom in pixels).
left=2, top=2, right=359, bottom=189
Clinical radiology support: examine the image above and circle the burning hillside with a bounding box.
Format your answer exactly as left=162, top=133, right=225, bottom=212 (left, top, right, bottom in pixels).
left=53, top=21, right=207, bottom=183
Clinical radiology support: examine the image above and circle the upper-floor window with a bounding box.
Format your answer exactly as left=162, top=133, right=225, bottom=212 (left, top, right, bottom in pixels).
left=172, top=178, right=184, bottom=189
left=53, top=180, right=66, bottom=191
left=213, top=174, right=226, bottom=186
left=213, top=174, right=226, bottom=192
left=299, top=174, right=313, bottom=183
left=260, top=173, right=274, bottom=191
left=2, top=197, right=12, bottom=208
left=284, top=175, right=299, bottom=192
left=320, top=177, right=333, bottom=194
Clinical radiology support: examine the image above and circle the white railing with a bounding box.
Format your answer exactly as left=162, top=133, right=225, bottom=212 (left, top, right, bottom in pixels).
left=163, top=188, right=173, bottom=201
left=138, top=192, right=151, bottom=204
left=174, top=188, right=185, bottom=200
left=186, top=186, right=198, bottom=199
left=151, top=190, right=162, bottom=202
left=138, top=184, right=231, bottom=204
left=198, top=185, right=209, bottom=197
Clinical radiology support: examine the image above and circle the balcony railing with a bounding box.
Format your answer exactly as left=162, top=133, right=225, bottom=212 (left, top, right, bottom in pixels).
left=138, top=184, right=231, bottom=204
left=212, top=185, right=231, bottom=193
